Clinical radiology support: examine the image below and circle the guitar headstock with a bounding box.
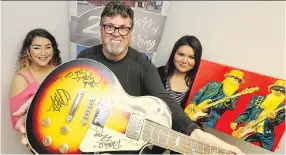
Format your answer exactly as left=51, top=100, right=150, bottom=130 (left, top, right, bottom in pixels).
left=241, top=86, right=260, bottom=94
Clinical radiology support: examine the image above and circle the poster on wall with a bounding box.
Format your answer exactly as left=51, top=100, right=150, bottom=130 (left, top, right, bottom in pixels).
left=69, top=0, right=170, bottom=62
left=184, top=60, right=285, bottom=152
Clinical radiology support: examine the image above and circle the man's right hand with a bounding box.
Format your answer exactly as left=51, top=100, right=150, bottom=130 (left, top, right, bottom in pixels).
left=12, top=97, right=33, bottom=145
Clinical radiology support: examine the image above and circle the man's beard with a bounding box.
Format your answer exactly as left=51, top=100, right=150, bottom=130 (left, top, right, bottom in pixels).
left=260, top=93, right=285, bottom=109
left=106, top=41, right=125, bottom=56
left=222, top=78, right=239, bottom=97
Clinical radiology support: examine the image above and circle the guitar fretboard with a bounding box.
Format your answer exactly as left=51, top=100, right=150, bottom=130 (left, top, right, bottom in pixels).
left=248, top=105, right=286, bottom=128
left=141, top=120, right=231, bottom=155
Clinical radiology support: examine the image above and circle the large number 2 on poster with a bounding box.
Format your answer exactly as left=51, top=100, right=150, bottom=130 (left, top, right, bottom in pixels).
left=83, top=16, right=100, bottom=35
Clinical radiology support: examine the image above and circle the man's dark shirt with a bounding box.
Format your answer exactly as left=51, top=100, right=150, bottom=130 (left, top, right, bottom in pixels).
left=77, top=45, right=201, bottom=154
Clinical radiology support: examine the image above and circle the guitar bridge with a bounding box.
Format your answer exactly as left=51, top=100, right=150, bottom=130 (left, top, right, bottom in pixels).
left=82, top=97, right=96, bottom=125
left=126, top=112, right=144, bottom=141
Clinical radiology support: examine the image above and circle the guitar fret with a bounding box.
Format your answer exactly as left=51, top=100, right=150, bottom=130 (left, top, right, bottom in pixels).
left=176, top=133, right=185, bottom=154
left=164, top=128, right=170, bottom=147
left=183, top=135, right=192, bottom=154
left=152, top=123, right=161, bottom=145
left=218, top=148, right=227, bottom=155
left=191, top=139, right=197, bottom=154
left=149, top=124, right=154, bottom=142
left=178, top=135, right=186, bottom=154
left=197, top=141, right=204, bottom=153
left=202, top=143, right=211, bottom=154
left=141, top=122, right=152, bottom=142
left=211, top=145, right=218, bottom=154
left=186, top=137, right=197, bottom=155
left=171, top=132, right=183, bottom=153
left=157, top=126, right=161, bottom=143
left=158, top=126, right=169, bottom=148
left=168, top=131, right=176, bottom=152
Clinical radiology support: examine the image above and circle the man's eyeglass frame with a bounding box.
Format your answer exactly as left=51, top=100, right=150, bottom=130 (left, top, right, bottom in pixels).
left=102, top=24, right=132, bottom=36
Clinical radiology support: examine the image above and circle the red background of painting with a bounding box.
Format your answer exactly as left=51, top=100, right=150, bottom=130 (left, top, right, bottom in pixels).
left=186, top=60, right=285, bottom=152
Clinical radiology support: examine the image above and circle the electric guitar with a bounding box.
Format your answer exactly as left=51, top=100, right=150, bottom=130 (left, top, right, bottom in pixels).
left=184, top=87, right=259, bottom=121
left=26, top=59, right=232, bottom=154
left=231, top=105, right=285, bottom=139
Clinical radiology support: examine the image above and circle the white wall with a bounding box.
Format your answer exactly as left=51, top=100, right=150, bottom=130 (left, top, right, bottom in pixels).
left=155, top=1, right=285, bottom=80
left=1, top=1, right=70, bottom=153
left=155, top=1, right=285, bottom=154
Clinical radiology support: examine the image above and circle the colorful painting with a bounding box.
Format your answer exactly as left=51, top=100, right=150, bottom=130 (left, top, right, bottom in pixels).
left=185, top=60, right=285, bottom=152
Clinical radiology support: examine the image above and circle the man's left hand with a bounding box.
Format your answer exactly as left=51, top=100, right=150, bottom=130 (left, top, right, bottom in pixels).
left=268, top=111, right=277, bottom=120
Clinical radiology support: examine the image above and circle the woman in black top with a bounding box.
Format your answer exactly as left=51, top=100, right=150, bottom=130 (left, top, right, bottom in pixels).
left=153, top=35, right=202, bottom=154
left=157, top=35, right=202, bottom=109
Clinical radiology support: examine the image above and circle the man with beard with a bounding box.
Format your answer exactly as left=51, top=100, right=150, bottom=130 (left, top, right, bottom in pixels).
left=186, top=69, right=245, bottom=128
left=12, top=1, right=244, bottom=155
left=230, top=80, right=285, bottom=151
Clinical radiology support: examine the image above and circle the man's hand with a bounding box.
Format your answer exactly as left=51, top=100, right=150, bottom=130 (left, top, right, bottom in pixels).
left=191, top=129, right=245, bottom=155
left=268, top=111, right=277, bottom=120
left=230, top=122, right=238, bottom=130
left=224, top=97, right=231, bottom=102
left=202, top=108, right=209, bottom=113
left=12, top=97, right=33, bottom=145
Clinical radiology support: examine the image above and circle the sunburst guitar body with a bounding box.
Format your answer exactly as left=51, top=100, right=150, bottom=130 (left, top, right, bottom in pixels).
left=26, top=59, right=232, bottom=155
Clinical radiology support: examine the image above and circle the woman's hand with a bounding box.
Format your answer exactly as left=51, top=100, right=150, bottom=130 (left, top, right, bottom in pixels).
left=13, top=97, right=32, bottom=145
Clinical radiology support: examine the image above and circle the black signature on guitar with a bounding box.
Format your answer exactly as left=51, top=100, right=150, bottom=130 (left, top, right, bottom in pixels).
left=93, top=131, right=122, bottom=149
left=47, top=89, right=71, bottom=112
left=54, top=69, right=102, bottom=88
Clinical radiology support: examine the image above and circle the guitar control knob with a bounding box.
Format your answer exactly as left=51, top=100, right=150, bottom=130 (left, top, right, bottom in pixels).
left=41, top=118, right=51, bottom=127
left=60, top=126, right=70, bottom=135
left=59, top=144, right=68, bottom=154
left=42, top=136, right=52, bottom=146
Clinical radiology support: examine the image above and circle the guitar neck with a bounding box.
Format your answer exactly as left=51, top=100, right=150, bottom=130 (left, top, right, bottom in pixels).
left=205, top=92, right=247, bottom=109
left=141, top=120, right=231, bottom=155
left=249, top=105, right=285, bottom=128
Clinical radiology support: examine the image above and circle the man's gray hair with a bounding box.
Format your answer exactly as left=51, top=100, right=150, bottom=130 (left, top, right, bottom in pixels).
left=100, top=1, right=134, bottom=27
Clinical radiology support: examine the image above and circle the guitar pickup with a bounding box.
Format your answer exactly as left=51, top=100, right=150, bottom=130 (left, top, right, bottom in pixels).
left=66, top=90, right=84, bottom=123
left=82, top=96, right=96, bottom=125
left=126, top=112, right=144, bottom=141
left=92, top=100, right=112, bottom=128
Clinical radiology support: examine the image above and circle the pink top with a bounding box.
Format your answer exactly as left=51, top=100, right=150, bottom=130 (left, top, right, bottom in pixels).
left=9, top=70, right=39, bottom=129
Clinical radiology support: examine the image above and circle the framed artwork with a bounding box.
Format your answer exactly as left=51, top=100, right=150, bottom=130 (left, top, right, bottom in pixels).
left=185, top=59, right=285, bottom=152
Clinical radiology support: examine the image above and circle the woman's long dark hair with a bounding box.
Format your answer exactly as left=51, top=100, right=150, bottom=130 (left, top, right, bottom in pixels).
left=165, top=35, right=202, bottom=88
